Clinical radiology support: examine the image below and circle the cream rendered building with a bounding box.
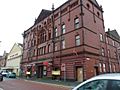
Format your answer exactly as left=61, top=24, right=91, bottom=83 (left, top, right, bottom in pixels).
left=6, top=43, right=23, bottom=76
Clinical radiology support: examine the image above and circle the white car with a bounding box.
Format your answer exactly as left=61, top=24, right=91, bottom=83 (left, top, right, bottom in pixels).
left=1, top=70, right=9, bottom=77
left=72, top=73, right=120, bottom=90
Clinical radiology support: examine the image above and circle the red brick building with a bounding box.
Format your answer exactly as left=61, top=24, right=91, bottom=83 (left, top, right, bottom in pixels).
left=21, top=0, right=120, bottom=82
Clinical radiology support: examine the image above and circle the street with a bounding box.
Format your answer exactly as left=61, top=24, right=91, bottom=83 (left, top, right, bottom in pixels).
left=0, top=78, right=70, bottom=90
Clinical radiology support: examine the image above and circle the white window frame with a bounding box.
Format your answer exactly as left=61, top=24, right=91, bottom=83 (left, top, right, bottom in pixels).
left=101, top=48, right=105, bottom=56
left=62, top=24, right=65, bottom=34
left=100, top=34, right=103, bottom=41
left=61, top=40, right=65, bottom=49
left=75, top=35, right=80, bottom=46
left=74, top=17, right=79, bottom=29
left=54, top=27, right=58, bottom=37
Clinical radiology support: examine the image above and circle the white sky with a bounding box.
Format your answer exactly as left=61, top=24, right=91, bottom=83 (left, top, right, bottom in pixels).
left=0, top=0, right=119, bottom=55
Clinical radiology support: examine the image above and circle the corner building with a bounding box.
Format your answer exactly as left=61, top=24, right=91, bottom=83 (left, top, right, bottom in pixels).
left=21, top=0, right=120, bottom=82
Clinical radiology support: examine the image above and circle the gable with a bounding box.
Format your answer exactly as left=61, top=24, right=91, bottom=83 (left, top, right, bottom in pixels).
left=34, top=9, right=52, bottom=25
left=7, top=43, right=23, bottom=59
left=106, top=30, right=120, bottom=40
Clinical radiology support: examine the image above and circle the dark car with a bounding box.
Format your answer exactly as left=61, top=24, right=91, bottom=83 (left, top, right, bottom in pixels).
left=6, top=72, right=16, bottom=78
left=0, top=73, right=3, bottom=81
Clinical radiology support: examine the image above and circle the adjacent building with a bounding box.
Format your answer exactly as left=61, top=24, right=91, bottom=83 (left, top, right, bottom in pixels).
left=21, top=0, right=120, bottom=82
left=0, top=51, right=8, bottom=70
left=6, top=43, right=23, bottom=76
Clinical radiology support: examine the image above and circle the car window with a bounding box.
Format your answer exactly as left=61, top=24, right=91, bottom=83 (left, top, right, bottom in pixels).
left=77, top=80, right=108, bottom=90
left=107, top=80, right=120, bottom=90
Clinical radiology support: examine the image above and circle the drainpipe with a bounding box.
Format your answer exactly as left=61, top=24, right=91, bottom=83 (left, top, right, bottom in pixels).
left=51, top=4, right=55, bottom=71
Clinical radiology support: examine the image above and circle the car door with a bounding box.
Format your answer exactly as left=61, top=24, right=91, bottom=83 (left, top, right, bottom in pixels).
left=107, top=80, right=120, bottom=90
left=77, top=79, right=108, bottom=90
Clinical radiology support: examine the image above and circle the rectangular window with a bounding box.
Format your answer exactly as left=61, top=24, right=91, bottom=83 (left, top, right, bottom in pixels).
left=101, top=48, right=105, bottom=56
left=44, top=46, right=46, bottom=54
left=114, top=51, right=117, bottom=58
left=61, top=24, right=65, bottom=34
left=55, top=43, right=57, bottom=51
left=106, top=37, right=108, bottom=43
left=100, top=34, right=103, bottom=41
left=112, top=40, right=115, bottom=46
left=74, top=18, right=79, bottom=29
left=48, top=30, right=51, bottom=40
left=42, top=47, right=44, bottom=54
left=61, top=40, right=65, bottom=49
left=75, top=35, right=80, bottom=46
left=54, top=27, right=58, bottom=37
left=48, top=44, right=51, bottom=53
left=103, top=63, right=106, bottom=72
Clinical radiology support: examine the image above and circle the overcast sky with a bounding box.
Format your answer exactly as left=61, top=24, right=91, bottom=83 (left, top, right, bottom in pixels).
left=0, top=0, right=119, bottom=55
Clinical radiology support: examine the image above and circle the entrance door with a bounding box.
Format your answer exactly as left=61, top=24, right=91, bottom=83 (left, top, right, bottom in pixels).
left=94, top=67, right=99, bottom=76
left=77, top=67, right=83, bottom=82
left=37, top=66, right=43, bottom=78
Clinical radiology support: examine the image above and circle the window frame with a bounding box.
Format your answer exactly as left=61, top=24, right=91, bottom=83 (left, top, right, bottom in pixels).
left=100, top=33, right=104, bottom=42
left=74, top=17, right=80, bottom=29
left=75, top=35, right=80, bottom=46
left=61, top=39, right=65, bottom=49
left=61, top=24, right=66, bottom=34
left=101, top=48, right=105, bottom=56
left=54, top=27, right=58, bottom=37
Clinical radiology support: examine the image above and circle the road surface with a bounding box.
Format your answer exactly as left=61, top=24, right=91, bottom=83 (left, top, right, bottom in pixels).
left=0, top=78, right=70, bottom=90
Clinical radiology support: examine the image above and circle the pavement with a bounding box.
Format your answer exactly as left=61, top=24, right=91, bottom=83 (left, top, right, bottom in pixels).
left=19, top=76, right=80, bottom=89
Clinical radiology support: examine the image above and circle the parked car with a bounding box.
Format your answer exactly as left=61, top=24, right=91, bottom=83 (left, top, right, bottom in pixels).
left=1, top=70, right=9, bottom=77
left=72, top=73, right=120, bottom=90
left=0, top=73, right=3, bottom=81
left=6, top=72, right=16, bottom=78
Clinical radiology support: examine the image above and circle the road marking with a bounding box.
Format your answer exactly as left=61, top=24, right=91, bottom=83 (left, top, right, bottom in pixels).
left=0, top=88, right=3, bottom=90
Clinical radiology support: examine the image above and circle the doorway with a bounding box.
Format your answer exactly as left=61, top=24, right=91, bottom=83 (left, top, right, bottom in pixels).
left=76, top=67, right=83, bottom=82
left=94, top=67, right=99, bottom=76
left=37, top=66, right=43, bottom=78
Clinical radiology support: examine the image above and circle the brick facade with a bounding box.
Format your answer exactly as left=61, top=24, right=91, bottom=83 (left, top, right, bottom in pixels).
left=21, top=0, right=120, bottom=81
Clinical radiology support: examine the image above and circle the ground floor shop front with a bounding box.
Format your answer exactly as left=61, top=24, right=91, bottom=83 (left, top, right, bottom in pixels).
left=20, top=56, right=120, bottom=82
